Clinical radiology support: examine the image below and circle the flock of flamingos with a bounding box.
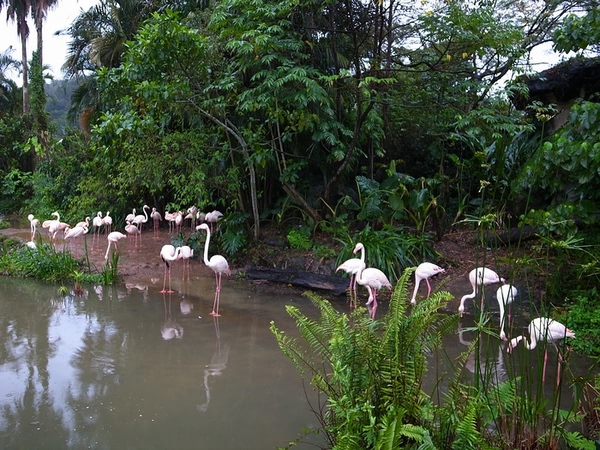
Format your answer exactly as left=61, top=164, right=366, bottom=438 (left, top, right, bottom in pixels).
left=26, top=206, right=229, bottom=317
left=25, top=207, right=575, bottom=384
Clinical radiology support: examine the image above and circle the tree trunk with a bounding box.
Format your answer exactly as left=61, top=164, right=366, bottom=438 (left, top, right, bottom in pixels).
left=20, top=32, right=30, bottom=114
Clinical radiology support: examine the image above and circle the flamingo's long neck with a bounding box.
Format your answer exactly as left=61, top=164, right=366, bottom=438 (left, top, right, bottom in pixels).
left=525, top=332, right=538, bottom=350
left=143, top=206, right=148, bottom=222
left=411, top=275, right=421, bottom=302
left=203, top=227, right=211, bottom=265
left=358, top=246, right=365, bottom=263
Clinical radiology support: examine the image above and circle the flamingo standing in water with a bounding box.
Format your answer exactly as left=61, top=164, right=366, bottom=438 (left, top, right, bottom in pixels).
left=105, top=231, right=127, bottom=260
left=64, top=224, right=89, bottom=257
left=160, top=244, right=182, bottom=294
left=196, top=223, right=230, bottom=316
left=179, top=245, right=194, bottom=281
left=356, top=265, right=392, bottom=318
left=28, top=214, right=40, bottom=241
left=411, top=262, right=445, bottom=304
left=151, top=207, right=162, bottom=238
left=507, top=317, right=575, bottom=385
left=497, top=284, right=518, bottom=340
left=42, top=212, right=62, bottom=245
left=336, top=242, right=366, bottom=293
left=458, top=267, right=505, bottom=316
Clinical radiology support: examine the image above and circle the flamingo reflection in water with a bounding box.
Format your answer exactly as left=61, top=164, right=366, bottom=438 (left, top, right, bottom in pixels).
left=161, top=296, right=184, bottom=340
left=458, top=322, right=507, bottom=387
left=197, top=316, right=230, bottom=413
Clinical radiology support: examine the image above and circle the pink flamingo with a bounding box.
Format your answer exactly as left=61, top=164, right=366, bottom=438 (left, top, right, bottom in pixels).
left=205, top=210, right=223, bottom=233
left=64, top=224, right=88, bottom=257
left=196, top=223, right=230, bottom=316
left=151, top=207, right=162, bottom=238
left=103, top=211, right=113, bottom=233
left=179, top=245, right=194, bottom=281
left=507, top=317, right=575, bottom=385
left=356, top=265, right=392, bottom=318
left=28, top=214, right=40, bottom=241
left=132, top=205, right=150, bottom=240
left=411, top=262, right=445, bottom=304
left=458, top=267, right=505, bottom=316
left=165, top=211, right=176, bottom=233
left=160, top=244, right=182, bottom=294
left=336, top=242, right=366, bottom=293
left=125, top=208, right=136, bottom=224
left=75, top=216, right=90, bottom=229
left=104, top=231, right=127, bottom=260
left=92, top=212, right=104, bottom=250
left=125, top=221, right=141, bottom=250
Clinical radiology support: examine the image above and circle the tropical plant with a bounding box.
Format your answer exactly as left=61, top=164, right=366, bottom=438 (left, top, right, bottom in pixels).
left=271, top=269, right=456, bottom=448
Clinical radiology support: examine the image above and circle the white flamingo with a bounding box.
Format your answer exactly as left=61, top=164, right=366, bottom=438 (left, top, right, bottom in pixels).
left=497, top=284, right=518, bottom=340
left=105, top=231, right=127, bottom=260
left=411, top=262, right=445, bottom=304
left=336, top=242, right=366, bottom=293
left=458, top=267, right=505, bottom=316
left=28, top=214, right=40, bottom=241
left=196, top=223, right=230, bottom=316
left=132, top=205, right=150, bottom=240
left=356, top=265, right=392, bottom=319
left=507, top=317, right=575, bottom=385
left=160, top=244, right=183, bottom=294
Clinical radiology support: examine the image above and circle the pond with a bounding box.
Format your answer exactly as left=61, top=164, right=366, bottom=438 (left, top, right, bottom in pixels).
left=0, top=223, right=596, bottom=448
left=0, top=274, right=326, bottom=449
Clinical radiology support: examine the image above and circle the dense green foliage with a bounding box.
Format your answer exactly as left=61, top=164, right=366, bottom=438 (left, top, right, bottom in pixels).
left=0, top=234, right=119, bottom=285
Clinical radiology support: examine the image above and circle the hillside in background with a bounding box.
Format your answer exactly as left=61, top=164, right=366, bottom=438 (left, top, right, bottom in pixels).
left=45, top=78, right=79, bottom=134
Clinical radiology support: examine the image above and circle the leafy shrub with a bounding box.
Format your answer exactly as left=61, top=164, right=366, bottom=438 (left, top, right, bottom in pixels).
left=559, top=288, right=600, bottom=356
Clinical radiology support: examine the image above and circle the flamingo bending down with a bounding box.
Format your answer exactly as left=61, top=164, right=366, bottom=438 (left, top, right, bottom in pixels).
left=160, top=244, right=183, bottom=294
left=356, top=265, right=392, bottom=318
left=205, top=210, right=223, bottom=233
left=411, top=262, right=445, bottom=304
left=196, top=223, right=230, bottom=316
left=497, top=284, right=518, bottom=340
left=105, top=231, right=127, bottom=260
left=507, top=317, right=575, bottom=385
left=28, top=214, right=40, bottom=240
left=151, top=207, right=162, bottom=238
left=64, top=224, right=89, bottom=257
left=336, top=242, right=366, bottom=293
left=458, top=267, right=505, bottom=316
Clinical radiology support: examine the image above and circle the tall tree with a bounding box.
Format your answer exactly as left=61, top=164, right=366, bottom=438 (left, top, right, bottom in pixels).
left=31, top=0, right=58, bottom=67
left=1, top=0, right=32, bottom=113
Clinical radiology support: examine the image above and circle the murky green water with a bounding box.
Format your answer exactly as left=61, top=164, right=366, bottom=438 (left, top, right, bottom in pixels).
left=0, top=276, right=324, bottom=449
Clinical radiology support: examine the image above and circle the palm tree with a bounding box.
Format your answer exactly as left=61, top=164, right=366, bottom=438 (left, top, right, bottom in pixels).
left=1, top=0, right=32, bottom=113
left=31, top=0, right=58, bottom=68
left=0, top=46, right=22, bottom=116
left=61, top=0, right=156, bottom=134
